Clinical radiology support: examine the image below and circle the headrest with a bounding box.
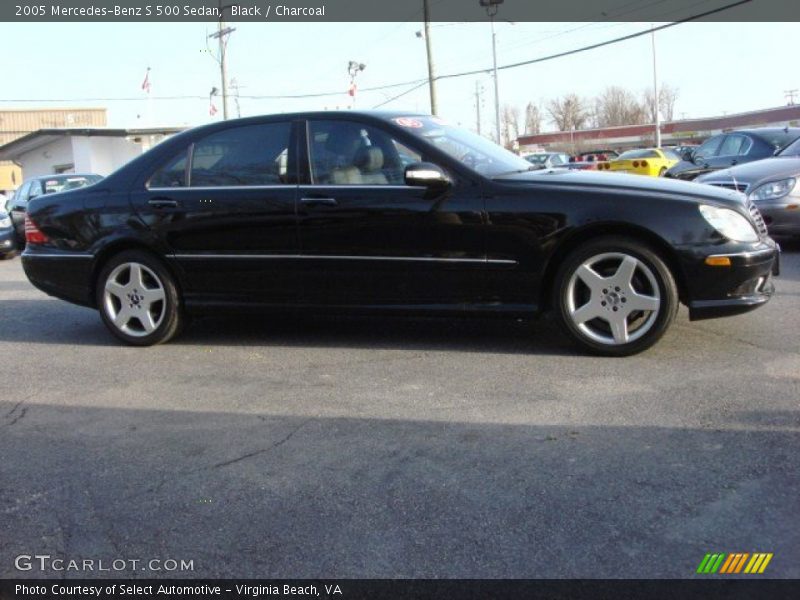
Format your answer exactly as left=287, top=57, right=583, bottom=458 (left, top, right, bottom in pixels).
left=354, top=147, right=384, bottom=172
left=324, top=124, right=364, bottom=156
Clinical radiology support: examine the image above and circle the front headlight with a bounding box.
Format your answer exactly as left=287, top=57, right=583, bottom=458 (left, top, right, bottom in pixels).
left=749, top=177, right=796, bottom=202
left=0, top=215, right=11, bottom=229
left=698, top=205, right=759, bottom=242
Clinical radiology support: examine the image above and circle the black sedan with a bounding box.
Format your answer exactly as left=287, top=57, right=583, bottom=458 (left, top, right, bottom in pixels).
left=21, top=111, right=779, bottom=356
left=665, top=127, right=800, bottom=181
left=697, top=134, right=800, bottom=237
left=0, top=210, right=16, bottom=258
left=6, top=173, right=103, bottom=245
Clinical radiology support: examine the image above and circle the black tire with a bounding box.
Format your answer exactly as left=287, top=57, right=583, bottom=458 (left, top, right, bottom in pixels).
left=553, top=236, right=679, bottom=356
left=95, top=250, right=183, bottom=346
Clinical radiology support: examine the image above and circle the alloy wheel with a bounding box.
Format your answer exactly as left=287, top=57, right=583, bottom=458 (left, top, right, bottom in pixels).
left=103, top=262, right=166, bottom=337
left=565, top=252, right=661, bottom=346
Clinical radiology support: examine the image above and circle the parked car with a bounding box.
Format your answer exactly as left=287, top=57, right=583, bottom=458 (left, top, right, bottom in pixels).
left=565, top=150, right=619, bottom=171
left=6, top=173, right=103, bottom=245
left=524, top=152, right=570, bottom=170
left=671, top=144, right=698, bottom=158
left=600, top=148, right=681, bottom=177
left=0, top=210, right=17, bottom=258
left=21, top=111, right=778, bottom=356
left=697, top=134, right=800, bottom=237
left=664, top=128, right=800, bottom=181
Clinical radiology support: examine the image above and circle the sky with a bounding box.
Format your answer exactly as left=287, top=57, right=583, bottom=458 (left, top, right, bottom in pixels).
left=1, top=20, right=796, bottom=136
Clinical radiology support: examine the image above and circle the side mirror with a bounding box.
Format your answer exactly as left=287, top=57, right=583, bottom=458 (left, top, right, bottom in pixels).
left=682, top=150, right=694, bottom=162
left=404, top=162, right=451, bottom=189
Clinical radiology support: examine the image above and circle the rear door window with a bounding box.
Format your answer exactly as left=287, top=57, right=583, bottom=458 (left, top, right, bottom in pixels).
left=190, top=122, right=292, bottom=187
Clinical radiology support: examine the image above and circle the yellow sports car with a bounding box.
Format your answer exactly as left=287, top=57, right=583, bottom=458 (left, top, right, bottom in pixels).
left=600, top=148, right=681, bottom=177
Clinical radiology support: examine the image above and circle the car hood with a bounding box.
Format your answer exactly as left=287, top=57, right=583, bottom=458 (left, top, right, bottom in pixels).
left=696, top=157, right=800, bottom=186
left=493, top=168, right=747, bottom=208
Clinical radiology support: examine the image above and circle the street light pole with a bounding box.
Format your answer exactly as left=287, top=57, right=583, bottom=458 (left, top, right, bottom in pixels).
left=208, top=4, right=236, bottom=120
left=423, top=0, right=438, bottom=115
left=490, top=14, right=501, bottom=144
left=480, top=0, right=504, bottom=144
left=651, top=25, right=661, bottom=148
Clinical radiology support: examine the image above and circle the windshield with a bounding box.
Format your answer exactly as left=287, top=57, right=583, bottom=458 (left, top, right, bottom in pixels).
left=41, top=174, right=102, bottom=194
left=390, top=116, right=532, bottom=176
left=777, top=136, right=800, bottom=157
left=525, top=154, right=549, bottom=164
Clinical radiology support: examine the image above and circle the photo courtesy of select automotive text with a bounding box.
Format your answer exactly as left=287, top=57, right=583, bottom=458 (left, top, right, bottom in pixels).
left=1, top=0, right=799, bottom=598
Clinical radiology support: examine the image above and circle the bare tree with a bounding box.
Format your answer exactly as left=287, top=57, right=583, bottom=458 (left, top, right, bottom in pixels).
left=594, top=86, right=647, bottom=127
left=547, top=94, right=589, bottom=131
left=501, top=103, right=521, bottom=147
left=643, top=83, right=679, bottom=123
left=524, top=102, right=542, bottom=135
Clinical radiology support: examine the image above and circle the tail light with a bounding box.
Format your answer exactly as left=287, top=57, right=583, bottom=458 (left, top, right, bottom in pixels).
left=632, top=161, right=640, bottom=167
left=25, top=215, right=50, bottom=245
left=640, top=160, right=649, bottom=167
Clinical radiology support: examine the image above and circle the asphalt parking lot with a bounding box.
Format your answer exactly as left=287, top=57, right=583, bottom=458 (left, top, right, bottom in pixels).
left=1, top=242, right=798, bottom=579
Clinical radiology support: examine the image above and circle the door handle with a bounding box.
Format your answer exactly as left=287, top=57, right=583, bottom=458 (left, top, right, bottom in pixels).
left=148, top=198, right=180, bottom=209
left=300, top=197, right=338, bottom=207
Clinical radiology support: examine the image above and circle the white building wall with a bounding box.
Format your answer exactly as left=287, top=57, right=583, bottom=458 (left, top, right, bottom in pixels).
left=16, top=137, right=75, bottom=178
left=17, top=134, right=166, bottom=179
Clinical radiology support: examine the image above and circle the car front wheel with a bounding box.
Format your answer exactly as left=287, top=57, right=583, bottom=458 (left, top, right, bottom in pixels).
left=554, top=237, right=679, bottom=356
left=96, top=250, right=183, bottom=346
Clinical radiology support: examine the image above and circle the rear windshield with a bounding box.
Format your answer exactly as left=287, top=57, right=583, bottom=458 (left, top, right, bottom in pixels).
left=776, top=136, right=800, bottom=157
left=760, top=131, right=800, bottom=151
left=618, top=149, right=659, bottom=159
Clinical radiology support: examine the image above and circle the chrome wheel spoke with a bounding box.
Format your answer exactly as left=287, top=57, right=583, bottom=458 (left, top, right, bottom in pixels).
left=129, top=264, right=145, bottom=289
left=142, top=287, right=165, bottom=305
left=571, top=301, right=600, bottom=325
left=614, top=255, right=638, bottom=287
left=628, top=292, right=659, bottom=312
left=575, top=264, right=606, bottom=292
left=137, top=310, right=157, bottom=333
left=113, top=307, right=132, bottom=328
left=105, top=280, right=127, bottom=300
left=608, top=314, right=630, bottom=344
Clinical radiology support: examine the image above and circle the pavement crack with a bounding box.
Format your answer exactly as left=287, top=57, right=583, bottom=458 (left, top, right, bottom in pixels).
left=5, top=407, right=27, bottom=426
left=212, top=418, right=311, bottom=469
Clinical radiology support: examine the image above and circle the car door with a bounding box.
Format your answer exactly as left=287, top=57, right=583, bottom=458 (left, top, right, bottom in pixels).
left=713, top=133, right=752, bottom=169
left=681, top=134, right=724, bottom=179
left=129, top=119, right=301, bottom=305
left=296, top=117, right=485, bottom=308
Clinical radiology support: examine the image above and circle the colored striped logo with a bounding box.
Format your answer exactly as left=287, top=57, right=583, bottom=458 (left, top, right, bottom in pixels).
left=696, top=552, right=773, bottom=574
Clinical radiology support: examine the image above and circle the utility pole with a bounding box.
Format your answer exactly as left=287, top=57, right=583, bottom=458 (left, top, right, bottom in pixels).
left=785, top=89, right=798, bottom=105
left=651, top=25, right=661, bottom=148
left=208, top=4, right=235, bottom=120
left=481, top=0, right=504, bottom=145
left=474, top=82, right=483, bottom=135
left=422, top=0, right=438, bottom=115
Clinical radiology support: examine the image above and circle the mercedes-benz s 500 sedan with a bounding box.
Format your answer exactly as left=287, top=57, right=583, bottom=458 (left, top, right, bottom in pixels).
left=21, top=112, right=780, bottom=356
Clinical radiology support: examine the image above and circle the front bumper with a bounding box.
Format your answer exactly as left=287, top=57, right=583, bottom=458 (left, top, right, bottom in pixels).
left=758, top=202, right=800, bottom=236
left=679, top=239, right=779, bottom=321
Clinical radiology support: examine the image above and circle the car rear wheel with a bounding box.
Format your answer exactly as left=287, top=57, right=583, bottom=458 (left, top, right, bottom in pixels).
left=96, top=250, right=183, bottom=346
left=658, top=167, right=667, bottom=177
left=553, top=237, right=679, bottom=356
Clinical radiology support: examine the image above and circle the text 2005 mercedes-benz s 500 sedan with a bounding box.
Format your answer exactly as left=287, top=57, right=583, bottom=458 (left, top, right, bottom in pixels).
left=21, top=112, right=780, bottom=356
